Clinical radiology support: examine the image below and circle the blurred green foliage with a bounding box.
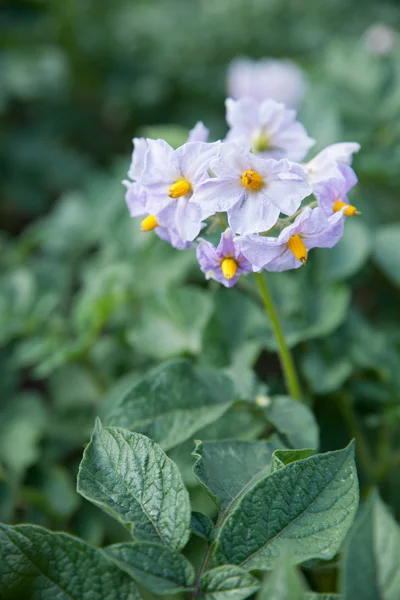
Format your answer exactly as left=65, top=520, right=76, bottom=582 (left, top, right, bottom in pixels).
left=2, top=0, right=400, bottom=588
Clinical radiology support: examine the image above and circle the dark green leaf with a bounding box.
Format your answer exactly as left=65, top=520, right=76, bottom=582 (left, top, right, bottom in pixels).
left=257, top=560, right=308, bottom=599
left=0, top=524, right=142, bottom=599
left=214, top=443, right=358, bottom=570
left=271, top=449, right=315, bottom=472
left=105, top=541, right=195, bottom=595
left=201, top=565, right=260, bottom=600
left=100, top=360, right=237, bottom=451
left=191, top=512, right=215, bottom=541
left=265, top=396, right=319, bottom=450
left=192, top=439, right=283, bottom=511
left=342, top=492, right=400, bottom=600
left=77, top=421, right=191, bottom=550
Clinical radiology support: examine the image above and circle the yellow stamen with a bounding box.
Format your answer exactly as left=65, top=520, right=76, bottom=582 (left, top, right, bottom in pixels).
left=333, top=200, right=358, bottom=216
left=141, top=214, right=158, bottom=231
left=241, top=170, right=263, bottom=190
left=221, top=257, right=238, bottom=280
left=168, top=179, right=192, bottom=198
left=253, top=133, right=272, bottom=153
left=288, top=234, right=307, bottom=264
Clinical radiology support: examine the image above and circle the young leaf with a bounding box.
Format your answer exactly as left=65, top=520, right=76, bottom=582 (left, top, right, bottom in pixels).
left=342, top=491, right=400, bottom=600
left=271, top=448, right=315, bottom=472
left=77, top=421, right=191, bottom=550
left=201, top=565, right=260, bottom=600
left=257, top=560, right=308, bottom=599
left=191, top=511, right=215, bottom=541
left=265, top=395, right=319, bottom=450
left=214, top=443, right=358, bottom=570
left=105, top=541, right=195, bottom=595
left=0, top=524, right=142, bottom=599
left=192, top=439, right=283, bottom=511
left=100, top=360, right=236, bottom=451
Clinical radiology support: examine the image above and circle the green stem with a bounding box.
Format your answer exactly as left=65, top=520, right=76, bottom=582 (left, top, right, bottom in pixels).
left=254, top=272, right=303, bottom=402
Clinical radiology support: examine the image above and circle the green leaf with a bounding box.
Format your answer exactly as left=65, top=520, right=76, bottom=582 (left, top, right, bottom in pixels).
left=192, top=439, right=283, bottom=511
left=77, top=421, right=191, bottom=550
left=0, top=524, right=142, bottom=599
left=191, top=511, right=215, bottom=541
left=307, top=595, right=342, bottom=599
left=201, top=565, right=260, bottom=600
left=257, top=560, right=308, bottom=599
left=100, top=360, right=237, bottom=451
left=374, top=224, right=400, bottom=287
left=265, top=395, right=319, bottom=450
left=128, top=286, right=213, bottom=359
left=271, top=449, right=315, bottom=472
left=105, top=541, right=195, bottom=595
left=214, top=443, right=358, bottom=570
left=0, top=392, right=47, bottom=479
left=342, top=492, right=400, bottom=600
left=318, top=219, right=371, bottom=281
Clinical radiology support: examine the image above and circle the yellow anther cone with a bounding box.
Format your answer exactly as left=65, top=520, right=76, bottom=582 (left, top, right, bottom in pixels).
left=168, top=179, right=192, bottom=198
left=141, top=214, right=158, bottom=231
left=288, top=235, right=307, bottom=264
left=221, top=257, right=238, bottom=280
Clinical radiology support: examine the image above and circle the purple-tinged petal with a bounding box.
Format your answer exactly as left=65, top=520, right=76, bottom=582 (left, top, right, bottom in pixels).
left=264, top=177, right=311, bottom=216
left=156, top=226, right=193, bottom=250
left=306, top=142, right=360, bottom=185
left=140, top=139, right=181, bottom=185
left=226, top=97, right=260, bottom=131
left=187, top=121, right=209, bottom=143
left=123, top=180, right=147, bottom=217
left=175, top=197, right=203, bottom=241
left=228, top=192, right=281, bottom=235
left=217, top=228, right=238, bottom=259
left=227, top=58, right=308, bottom=107
left=176, top=141, right=220, bottom=182
left=128, top=138, right=148, bottom=180
left=192, top=178, right=243, bottom=214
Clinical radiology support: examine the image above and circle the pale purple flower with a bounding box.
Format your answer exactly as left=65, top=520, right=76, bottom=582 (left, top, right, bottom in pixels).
left=313, top=164, right=358, bottom=217
left=196, top=228, right=252, bottom=287
left=227, top=57, right=308, bottom=108
left=193, top=143, right=311, bottom=235
left=306, top=142, right=360, bottom=186
left=188, top=121, right=209, bottom=143
left=155, top=224, right=193, bottom=250
left=123, top=180, right=147, bottom=217
left=225, top=97, right=315, bottom=162
left=128, top=137, right=148, bottom=180
left=138, top=139, right=220, bottom=242
left=239, top=207, right=345, bottom=272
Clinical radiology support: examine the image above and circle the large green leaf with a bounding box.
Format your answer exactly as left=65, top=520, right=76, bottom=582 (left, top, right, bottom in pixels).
left=342, top=492, right=400, bottom=600
left=192, top=439, right=283, bottom=511
left=0, top=524, right=142, bottom=599
left=100, top=360, right=237, bottom=451
left=105, top=541, right=195, bottom=595
left=373, top=224, right=400, bottom=287
left=257, top=560, right=308, bottom=599
left=128, top=286, right=213, bottom=359
left=0, top=392, right=47, bottom=479
left=214, top=444, right=358, bottom=570
left=77, top=421, right=191, bottom=550
left=264, top=395, right=319, bottom=450
left=201, top=565, right=260, bottom=600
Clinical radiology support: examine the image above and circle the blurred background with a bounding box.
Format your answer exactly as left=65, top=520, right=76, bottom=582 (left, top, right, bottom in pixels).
left=2, top=0, right=400, bottom=548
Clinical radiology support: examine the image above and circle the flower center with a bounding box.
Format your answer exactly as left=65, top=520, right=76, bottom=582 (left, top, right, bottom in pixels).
left=333, top=200, right=358, bottom=217
left=140, top=214, right=158, bottom=231
left=252, top=133, right=272, bottom=153
left=288, top=234, right=307, bottom=264
left=168, top=179, right=192, bottom=198
left=241, top=170, right=263, bottom=191
left=221, top=257, right=238, bottom=280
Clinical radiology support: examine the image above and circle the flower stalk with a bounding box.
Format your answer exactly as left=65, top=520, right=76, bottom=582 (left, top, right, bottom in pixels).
left=254, top=272, right=303, bottom=402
